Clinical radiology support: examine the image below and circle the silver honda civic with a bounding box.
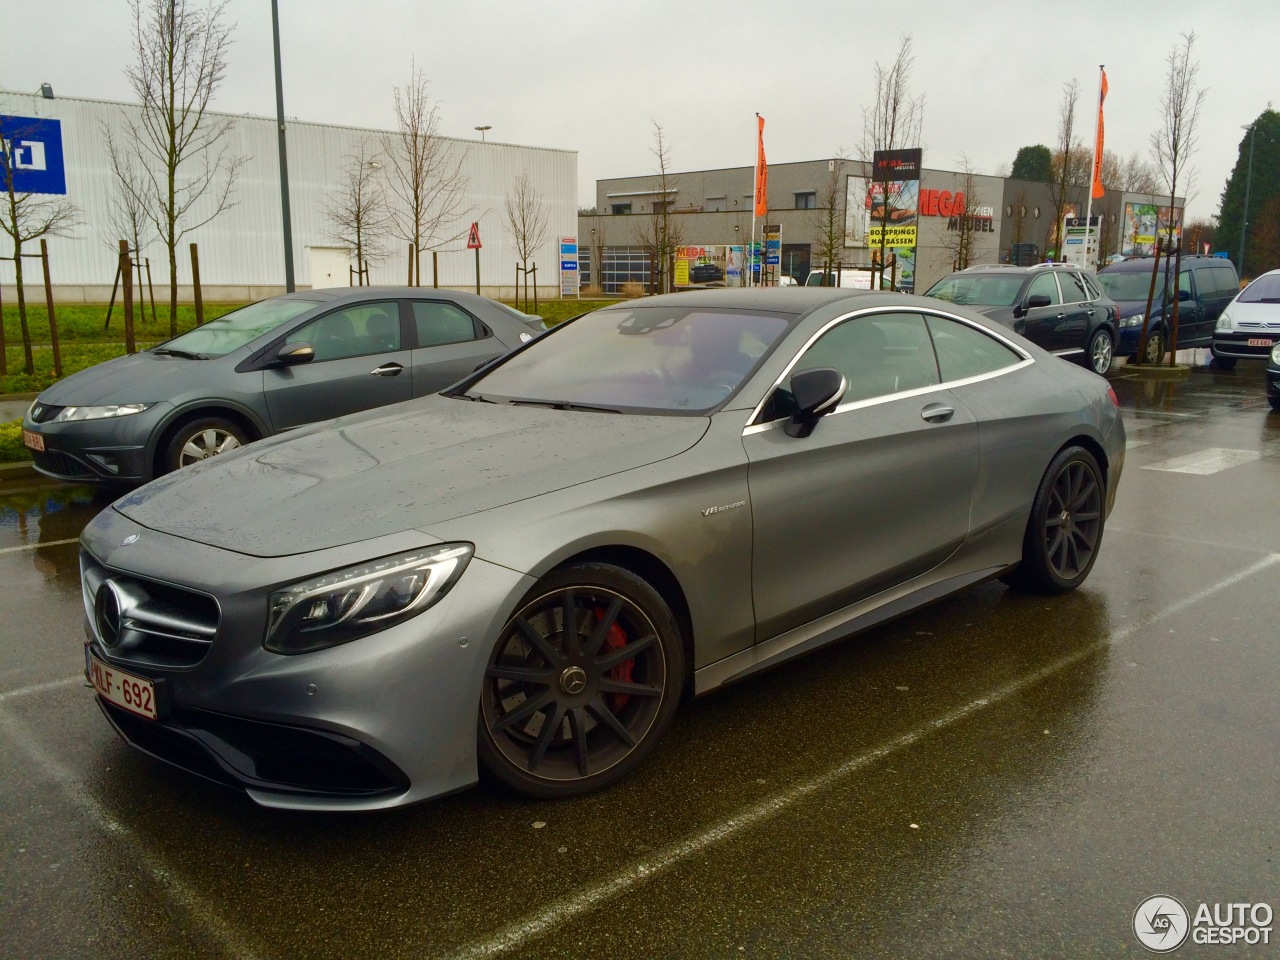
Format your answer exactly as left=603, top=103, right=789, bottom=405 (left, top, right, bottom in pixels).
left=80, top=289, right=1125, bottom=811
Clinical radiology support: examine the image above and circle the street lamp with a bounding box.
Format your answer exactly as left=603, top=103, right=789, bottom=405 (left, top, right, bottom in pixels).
left=475, top=125, right=491, bottom=142
left=1239, top=122, right=1257, bottom=277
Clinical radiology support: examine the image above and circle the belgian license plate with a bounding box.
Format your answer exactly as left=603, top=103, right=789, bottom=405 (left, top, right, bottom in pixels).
left=21, top=429, right=44, bottom=452
left=87, top=648, right=157, bottom=720
left=1247, top=338, right=1274, bottom=347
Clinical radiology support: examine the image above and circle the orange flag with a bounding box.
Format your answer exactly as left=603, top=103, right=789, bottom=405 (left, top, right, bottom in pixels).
left=754, top=115, right=768, bottom=216
left=1091, top=69, right=1109, bottom=199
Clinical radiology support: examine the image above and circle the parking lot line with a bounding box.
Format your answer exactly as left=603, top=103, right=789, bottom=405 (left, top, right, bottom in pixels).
left=0, top=703, right=271, bottom=960
left=1143, top=447, right=1261, bottom=475
left=0, top=537, right=79, bottom=555
left=446, top=551, right=1280, bottom=960
left=0, top=675, right=82, bottom=703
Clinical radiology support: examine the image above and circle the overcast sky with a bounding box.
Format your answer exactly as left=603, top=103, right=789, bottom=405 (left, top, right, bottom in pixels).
left=6, top=0, right=1277, bottom=221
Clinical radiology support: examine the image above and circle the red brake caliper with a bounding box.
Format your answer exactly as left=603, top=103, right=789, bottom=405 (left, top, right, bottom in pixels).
left=596, top=607, right=633, bottom=712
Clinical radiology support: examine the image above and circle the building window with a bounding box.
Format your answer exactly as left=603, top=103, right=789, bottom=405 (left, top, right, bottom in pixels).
left=795, top=192, right=817, bottom=209
left=611, top=203, right=632, bottom=215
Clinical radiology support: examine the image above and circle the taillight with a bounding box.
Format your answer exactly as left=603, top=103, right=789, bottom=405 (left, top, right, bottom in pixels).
left=1106, top=386, right=1120, bottom=407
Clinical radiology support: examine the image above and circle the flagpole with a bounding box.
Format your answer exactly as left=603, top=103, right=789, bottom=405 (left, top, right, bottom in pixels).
left=751, top=113, right=760, bottom=288
left=1084, top=64, right=1105, bottom=267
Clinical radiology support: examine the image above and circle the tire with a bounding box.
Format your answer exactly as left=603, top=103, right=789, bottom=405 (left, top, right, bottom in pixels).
left=1140, top=328, right=1165, bottom=365
left=162, top=417, right=249, bottom=474
left=1087, top=328, right=1114, bottom=375
left=1005, top=446, right=1106, bottom=594
left=478, top=563, right=684, bottom=799
left=1269, top=394, right=1280, bottom=412
left=1214, top=355, right=1237, bottom=371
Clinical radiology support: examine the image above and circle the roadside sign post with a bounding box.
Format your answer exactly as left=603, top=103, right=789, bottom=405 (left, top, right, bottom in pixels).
left=559, top=237, right=579, bottom=299
left=467, top=222, right=482, bottom=295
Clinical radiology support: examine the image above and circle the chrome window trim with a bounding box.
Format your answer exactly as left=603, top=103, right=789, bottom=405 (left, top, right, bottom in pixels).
left=742, top=306, right=1033, bottom=434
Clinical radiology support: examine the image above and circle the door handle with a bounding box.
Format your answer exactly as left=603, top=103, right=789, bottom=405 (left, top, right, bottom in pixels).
left=370, top=363, right=404, bottom=377
left=921, top=403, right=954, bottom=423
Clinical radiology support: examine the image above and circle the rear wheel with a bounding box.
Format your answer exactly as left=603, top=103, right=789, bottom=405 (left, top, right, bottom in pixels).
left=1140, top=328, right=1166, bottom=365
left=162, top=416, right=249, bottom=474
left=478, top=563, right=684, bottom=799
left=1005, top=446, right=1105, bottom=594
left=1087, top=328, right=1114, bottom=375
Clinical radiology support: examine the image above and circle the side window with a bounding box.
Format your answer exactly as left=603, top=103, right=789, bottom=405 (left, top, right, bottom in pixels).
left=1081, top=273, right=1103, bottom=300
left=290, top=302, right=400, bottom=362
left=793, top=313, right=939, bottom=405
left=1026, top=272, right=1061, bottom=305
left=1062, top=271, right=1091, bottom=303
left=1178, top=270, right=1195, bottom=298
left=926, top=315, right=1023, bottom=382
left=1211, top=265, right=1239, bottom=298
left=411, top=301, right=481, bottom=347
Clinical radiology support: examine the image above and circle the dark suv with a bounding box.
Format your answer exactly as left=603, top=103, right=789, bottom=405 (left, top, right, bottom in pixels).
left=1096, top=255, right=1239, bottom=364
left=923, top=264, right=1120, bottom=375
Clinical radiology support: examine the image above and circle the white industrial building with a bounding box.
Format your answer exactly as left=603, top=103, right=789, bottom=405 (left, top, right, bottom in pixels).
left=0, top=91, right=577, bottom=301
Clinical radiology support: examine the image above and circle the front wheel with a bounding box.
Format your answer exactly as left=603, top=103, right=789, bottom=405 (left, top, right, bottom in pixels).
left=1005, top=446, right=1106, bottom=594
left=478, top=563, right=684, bottom=799
left=1087, top=328, right=1114, bottom=375
left=163, top=417, right=249, bottom=474
left=1140, top=328, right=1166, bottom=365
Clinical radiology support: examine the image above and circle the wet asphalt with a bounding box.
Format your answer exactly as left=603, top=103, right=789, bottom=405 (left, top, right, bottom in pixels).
left=1, top=357, right=1277, bottom=960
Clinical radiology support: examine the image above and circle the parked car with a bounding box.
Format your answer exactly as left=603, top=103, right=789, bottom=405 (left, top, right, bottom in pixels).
left=923, top=263, right=1120, bottom=375
left=1096, top=255, right=1239, bottom=364
left=21, top=288, right=546, bottom=487
left=689, top=262, right=724, bottom=283
left=805, top=268, right=873, bottom=289
left=1267, top=342, right=1280, bottom=411
left=1211, top=268, right=1280, bottom=371
left=80, top=288, right=1124, bottom=811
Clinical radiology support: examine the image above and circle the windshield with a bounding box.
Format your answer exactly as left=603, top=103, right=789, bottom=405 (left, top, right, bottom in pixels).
left=1237, top=274, right=1280, bottom=303
left=462, top=306, right=794, bottom=413
left=1097, top=269, right=1165, bottom=302
left=924, top=274, right=1024, bottom=307
left=157, top=298, right=320, bottom=357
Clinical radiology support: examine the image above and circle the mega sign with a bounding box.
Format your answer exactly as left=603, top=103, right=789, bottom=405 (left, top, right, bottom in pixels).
left=919, top=189, right=995, bottom=232
left=0, top=115, right=67, bottom=195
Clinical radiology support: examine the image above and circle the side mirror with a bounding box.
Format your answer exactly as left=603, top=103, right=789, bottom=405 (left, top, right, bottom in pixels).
left=784, top=367, right=847, bottom=438
left=1177, top=288, right=1191, bottom=302
left=273, top=342, right=315, bottom=366
left=1025, top=293, right=1052, bottom=309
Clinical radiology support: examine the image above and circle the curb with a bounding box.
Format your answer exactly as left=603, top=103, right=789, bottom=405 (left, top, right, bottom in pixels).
left=0, top=461, right=37, bottom=479
left=1111, top=363, right=1193, bottom=380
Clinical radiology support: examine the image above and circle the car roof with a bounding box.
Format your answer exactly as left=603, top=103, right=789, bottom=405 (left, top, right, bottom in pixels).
left=959, top=263, right=1079, bottom=275
left=592, top=287, right=982, bottom=318
left=1099, top=254, right=1230, bottom=273
left=273, top=287, right=492, bottom=305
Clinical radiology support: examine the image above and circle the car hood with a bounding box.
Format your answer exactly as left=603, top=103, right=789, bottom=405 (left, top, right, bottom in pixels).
left=112, top=396, right=709, bottom=558
left=36, top=351, right=213, bottom=406
left=1112, top=298, right=1164, bottom=319
left=1222, top=300, right=1280, bottom=325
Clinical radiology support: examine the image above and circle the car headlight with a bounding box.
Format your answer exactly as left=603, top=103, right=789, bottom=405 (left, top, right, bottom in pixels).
left=52, top=403, right=152, bottom=422
left=1271, top=343, right=1280, bottom=365
left=1216, top=313, right=1233, bottom=331
left=1121, top=315, right=1145, bottom=328
left=265, top=544, right=473, bottom=654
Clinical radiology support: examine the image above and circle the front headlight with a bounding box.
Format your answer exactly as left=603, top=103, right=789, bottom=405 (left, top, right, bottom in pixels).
left=265, top=544, right=473, bottom=654
left=53, top=403, right=152, bottom=422
left=1121, top=315, right=1145, bottom=328
left=1271, top=343, right=1280, bottom=365
left=1216, top=313, right=1233, bottom=331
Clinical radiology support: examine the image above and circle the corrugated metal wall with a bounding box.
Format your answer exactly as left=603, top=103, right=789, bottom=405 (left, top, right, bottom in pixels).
left=0, top=92, right=577, bottom=295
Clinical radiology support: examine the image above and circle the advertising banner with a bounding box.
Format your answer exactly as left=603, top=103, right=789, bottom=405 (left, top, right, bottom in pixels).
left=726, top=245, right=744, bottom=287
left=1122, top=203, right=1182, bottom=256
left=0, top=115, right=67, bottom=195
left=867, top=148, right=921, bottom=292
left=675, top=245, right=727, bottom=287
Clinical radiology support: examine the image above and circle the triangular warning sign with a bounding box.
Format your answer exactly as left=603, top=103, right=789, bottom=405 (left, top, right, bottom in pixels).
left=466, top=222, right=482, bottom=250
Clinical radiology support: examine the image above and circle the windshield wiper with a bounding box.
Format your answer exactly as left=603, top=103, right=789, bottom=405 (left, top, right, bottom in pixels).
left=508, top=399, right=622, bottom=413
left=152, top=347, right=207, bottom=360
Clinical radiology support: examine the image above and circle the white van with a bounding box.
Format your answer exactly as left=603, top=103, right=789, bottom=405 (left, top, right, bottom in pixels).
left=804, top=268, right=873, bottom=289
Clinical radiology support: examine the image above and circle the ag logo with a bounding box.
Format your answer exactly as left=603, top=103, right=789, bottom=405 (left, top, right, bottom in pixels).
left=1134, top=895, right=1190, bottom=953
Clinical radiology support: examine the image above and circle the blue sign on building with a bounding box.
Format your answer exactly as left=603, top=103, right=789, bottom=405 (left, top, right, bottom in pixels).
left=0, top=115, right=67, bottom=196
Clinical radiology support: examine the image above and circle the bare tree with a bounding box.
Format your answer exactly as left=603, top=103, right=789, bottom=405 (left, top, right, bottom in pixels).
left=502, top=170, right=550, bottom=286
left=326, top=140, right=390, bottom=284
left=811, top=151, right=849, bottom=279
left=859, top=35, right=924, bottom=289
left=633, top=121, right=682, bottom=293
left=1047, top=79, right=1081, bottom=258
left=1147, top=31, right=1206, bottom=360
left=941, top=155, right=981, bottom=271
left=1120, top=151, right=1161, bottom=193
left=382, top=65, right=469, bottom=286
left=1, top=121, right=79, bottom=375
left=108, top=0, right=244, bottom=334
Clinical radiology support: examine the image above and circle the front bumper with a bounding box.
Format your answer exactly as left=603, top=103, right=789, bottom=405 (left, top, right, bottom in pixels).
left=1212, top=331, right=1280, bottom=362
left=22, top=404, right=169, bottom=484
left=1266, top=364, right=1280, bottom=401
left=81, top=510, right=535, bottom=811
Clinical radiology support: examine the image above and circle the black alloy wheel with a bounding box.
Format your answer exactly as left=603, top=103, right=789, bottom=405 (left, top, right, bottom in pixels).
left=1088, top=328, right=1114, bottom=375
left=1006, top=446, right=1105, bottom=594
left=478, top=563, right=683, bottom=799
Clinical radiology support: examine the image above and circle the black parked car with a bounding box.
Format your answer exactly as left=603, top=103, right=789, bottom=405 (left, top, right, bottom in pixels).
left=1096, top=254, right=1239, bottom=364
left=923, top=264, right=1120, bottom=375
